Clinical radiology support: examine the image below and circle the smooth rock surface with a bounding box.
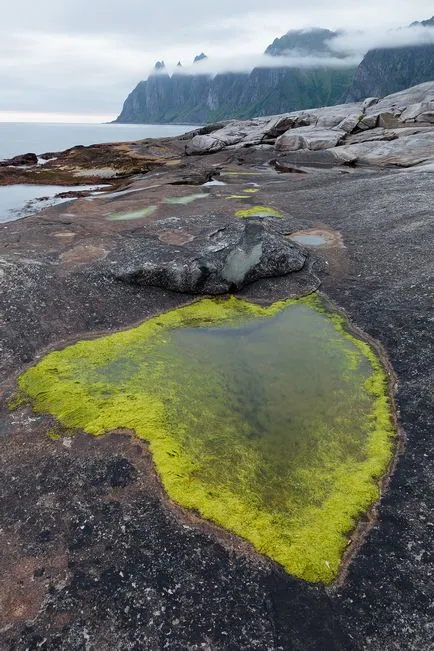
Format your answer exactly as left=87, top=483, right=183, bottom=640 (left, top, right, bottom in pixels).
left=276, top=127, right=345, bottom=151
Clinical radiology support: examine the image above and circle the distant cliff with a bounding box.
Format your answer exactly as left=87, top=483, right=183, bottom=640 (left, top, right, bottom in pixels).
left=116, top=19, right=434, bottom=124
left=115, top=29, right=356, bottom=124
left=346, top=17, right=434, bottom=100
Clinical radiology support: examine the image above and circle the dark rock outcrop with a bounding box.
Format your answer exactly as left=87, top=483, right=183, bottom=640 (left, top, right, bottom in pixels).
left=105, top=220, right=307, bottom=294
left=0, top=152, right=38, bottom=166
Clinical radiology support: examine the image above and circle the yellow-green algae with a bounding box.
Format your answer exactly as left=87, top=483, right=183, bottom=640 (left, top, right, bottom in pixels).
left=235, top=205, right=283, bottom=219
left=17, top=295, right=394, bottom=583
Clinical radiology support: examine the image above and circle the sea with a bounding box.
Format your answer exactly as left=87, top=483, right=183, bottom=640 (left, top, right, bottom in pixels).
left=0, top=122, right=193, bottom=222
left=0, top=121, right=193, bottom=161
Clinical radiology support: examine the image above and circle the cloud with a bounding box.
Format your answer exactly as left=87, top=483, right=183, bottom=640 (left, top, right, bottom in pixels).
left=158, top=53, right=361, bottom=77
left=0, top=1, right=432, bottom=115
left=329, top=24, right=434, bottom=56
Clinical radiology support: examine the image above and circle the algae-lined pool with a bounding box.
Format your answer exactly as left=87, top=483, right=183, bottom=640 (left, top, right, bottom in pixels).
left=16, top=295, right=395, bottom=583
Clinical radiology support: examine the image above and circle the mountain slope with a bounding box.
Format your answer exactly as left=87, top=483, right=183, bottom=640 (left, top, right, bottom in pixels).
left=345, top=17, right=434, bottom=100
left=115, top=29, right=356, bottom=124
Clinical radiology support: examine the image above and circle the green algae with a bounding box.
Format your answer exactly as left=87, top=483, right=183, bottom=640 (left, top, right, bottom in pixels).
left=17, top=295, right=395, bottom=584
left=106, top=205, right=157, bottom=221
left=235, top=205, right=283, bottom=219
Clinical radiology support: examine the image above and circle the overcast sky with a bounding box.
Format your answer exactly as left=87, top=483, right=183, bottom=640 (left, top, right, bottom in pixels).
left=0, top=0, right=433, bottom=121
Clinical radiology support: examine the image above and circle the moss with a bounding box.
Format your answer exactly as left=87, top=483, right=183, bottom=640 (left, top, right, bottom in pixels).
left=6, top=390, right=28, bottom=411
left=235, top=206, right=283, bottom=219
left=46, top=429, right=62, bottom=441
left=17, top=294, right=395, bottom=584
left=226, top=195, right=249, bottom=200
left=243, top=188, right=259, bottom=193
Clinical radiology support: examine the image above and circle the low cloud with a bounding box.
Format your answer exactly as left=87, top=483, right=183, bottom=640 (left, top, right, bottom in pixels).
left=329, top=24, right=434, bottom=56
left=155, top=53, right=361, bottom=77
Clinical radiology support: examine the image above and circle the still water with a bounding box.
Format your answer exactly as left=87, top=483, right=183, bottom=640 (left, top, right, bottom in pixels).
left=18, top=297, right=393, bottom=583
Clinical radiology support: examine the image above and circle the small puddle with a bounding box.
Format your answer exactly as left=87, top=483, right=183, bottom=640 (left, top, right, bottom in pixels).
left=291, top=234, right=328, bottom=246
left=164, top=193, right=208, bottom=205
left=106, top=205, right=158, bottom=221
left=16, top=295, right=394, bottom=584
left=0, top=184, right=107, bottom=223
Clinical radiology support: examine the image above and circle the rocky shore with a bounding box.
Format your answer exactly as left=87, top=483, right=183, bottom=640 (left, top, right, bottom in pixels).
left=1, top=82, right=433, bottom=650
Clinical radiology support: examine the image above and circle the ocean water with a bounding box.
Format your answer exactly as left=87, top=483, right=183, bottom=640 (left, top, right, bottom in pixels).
left=0, top=122, right=193, bottom=161
left=0, top=121, right=193, bottom=222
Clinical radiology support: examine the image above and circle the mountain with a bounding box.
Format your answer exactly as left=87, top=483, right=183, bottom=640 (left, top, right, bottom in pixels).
left=345, top=17, right=434, bottom=100
left=115, top=29, right=356, bottom=124
left=265, top=28, right=339, bottom=56
left=116, top=18, right=434, bottom=124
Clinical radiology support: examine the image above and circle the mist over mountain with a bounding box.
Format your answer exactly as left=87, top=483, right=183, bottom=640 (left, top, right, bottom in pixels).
left=345, top=16, right=434, bottom=100
left=116, top=19, right=434, bottom=124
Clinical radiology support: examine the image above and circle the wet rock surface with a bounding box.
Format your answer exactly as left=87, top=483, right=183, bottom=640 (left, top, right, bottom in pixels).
left=1, top=83, right=434, bottom=650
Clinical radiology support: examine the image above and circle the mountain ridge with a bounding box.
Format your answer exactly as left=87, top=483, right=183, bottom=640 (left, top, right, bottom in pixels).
left=115, top=19, right=434, bottom=124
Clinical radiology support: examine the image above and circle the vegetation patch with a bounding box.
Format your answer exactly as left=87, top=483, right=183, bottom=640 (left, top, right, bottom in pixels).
left=235, top=205, right=283, bottom=219
left=16, top=295, right=395, bottom=583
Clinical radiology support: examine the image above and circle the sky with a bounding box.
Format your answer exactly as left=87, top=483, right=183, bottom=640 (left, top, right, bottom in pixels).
left=0, top=0, right=433, bottom=122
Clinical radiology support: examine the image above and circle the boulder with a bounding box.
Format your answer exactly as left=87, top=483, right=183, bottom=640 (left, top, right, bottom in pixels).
left=185, top=134, right=227, bottom=155
left=358, top=114, right=378, bottom=130
left=104, top=220, right=307, bottom=294
left=275, top=127, right=345, bottom=151
left=361, top=97, right=379, bottom=110
left=337, top=114, right=362, bottom=134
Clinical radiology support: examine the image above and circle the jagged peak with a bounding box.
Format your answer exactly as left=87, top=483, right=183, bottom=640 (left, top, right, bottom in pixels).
left=411, top=16, right=434, bottom=27
left=194, top=53, right=208, bottom=63
left=177, top=61, right=182, bottom=67
left=154, top=60, right=166, bottom=70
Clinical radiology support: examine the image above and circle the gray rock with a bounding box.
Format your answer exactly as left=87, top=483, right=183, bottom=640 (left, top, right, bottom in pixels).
left=364, top=82, right=434, bottom=116
left=377, top=112, right=402, bottom=129
left=185, top=134, right=226, bottom=155
left=332, top=130, right=434, bottom=167
left=400, top=101, right=434, bottom=121
left=336, top=114, right=362, bottom=134
left=415, top=111, right=434, bottom=124
left=358, top=114, right=378, bottom=130
left=105, top=220, right=307, bottom=294
left=275, top=127, right=345, bottom=151
left=361, top=97, right=379, bottom=110
left=344, top=127, right=397, bottom=145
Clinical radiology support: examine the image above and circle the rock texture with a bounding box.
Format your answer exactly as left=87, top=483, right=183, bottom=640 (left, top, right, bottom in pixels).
left=184, top=82, right=434, bottom=169
left=106, top=220, right=307, bottom=294
left=1, top=81, right=434, bottom=651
